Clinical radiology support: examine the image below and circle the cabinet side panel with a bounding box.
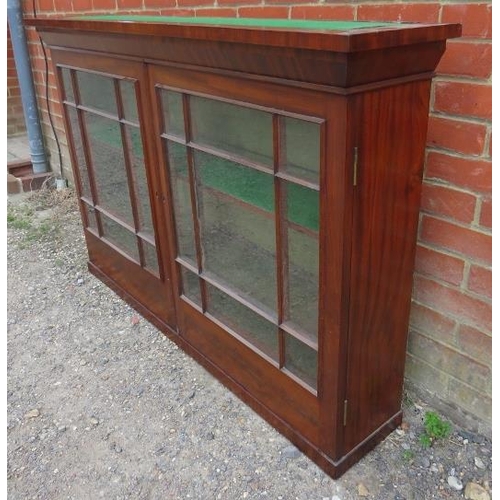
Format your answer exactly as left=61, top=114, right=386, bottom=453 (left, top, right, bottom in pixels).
left=343, top=80, right=431, bottom=454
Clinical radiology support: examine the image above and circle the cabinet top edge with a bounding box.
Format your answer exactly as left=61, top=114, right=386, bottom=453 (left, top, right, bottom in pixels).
left=25, top=16, right=461, bottom=53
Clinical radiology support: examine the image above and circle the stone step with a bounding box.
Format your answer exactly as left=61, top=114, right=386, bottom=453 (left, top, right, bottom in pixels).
left=7, top=158, right=52, bottom=194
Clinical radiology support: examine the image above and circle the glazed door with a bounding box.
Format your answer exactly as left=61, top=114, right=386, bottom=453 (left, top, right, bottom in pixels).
left=149, top=65, right=345, bottom=450
left=54, top=51, right=176, bottom=327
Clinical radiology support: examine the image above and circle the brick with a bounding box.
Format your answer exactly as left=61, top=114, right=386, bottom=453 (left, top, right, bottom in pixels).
left=116, top=0, right=143, bottom=7
left=7, top=77, right=22, bottom=90
left=290, top=5, right=354, bottom=20
left=25, top=28, right=40, bottom=43
left=437, top=41, right=491, bottom=79
left=265, top=0, right=307, bottom=5
left=447, top=378, right=491, bottom=423
left=425, top=152, right=491, bottom=194
left=177, top=0, right=214, bottom=7
left=413, top=274, right=491, bottom=332
left=420, top=215, right=491, bottom=263
left=468, top=264, right=491, bottom=299
left=409, top=302, right=457, bottom=344
left=196, top=8, right=236, bottom=17
left=145, top=0, right=176, bottom=7
left=7, top=66, right=19, bottom=79
left=427, top=116, right=486, bottom=156
left=238, top=6, right=289, bottom=19
left=442, top=3, right=492, bottom=39
left=479, top=198, right=491, bottom=229
left=405, top=352, right=450, bottom=396
left=72, top=0, right=93, bottom=10
left=457, top=324, right=491, bottom=367
left=420, top=182, right=476, bottom=224
left=32, top=70, right=47, bottom=86
left=433, top=81, right=492, bottom=120
left=414, top=245, right=464, bottom=287
left=408, top=331, right=491, bottom=393
left=92, top=0, right=116, bottom=9
left=357, top=3, right=440, bottom=23
left=37, top=0, right=55, bottom=11
left=9, top=87, right=22, bottom=98
left=159, top=8, right=194, bottom=16
left=218, top=0, right=260, bottom=6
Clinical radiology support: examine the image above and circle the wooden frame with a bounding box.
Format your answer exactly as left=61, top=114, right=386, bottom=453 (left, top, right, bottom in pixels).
left=28, top=16, right=461, bottom=478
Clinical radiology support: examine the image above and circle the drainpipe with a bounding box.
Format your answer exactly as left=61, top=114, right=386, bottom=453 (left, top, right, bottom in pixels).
left=7, top=0, right=49, bottom=174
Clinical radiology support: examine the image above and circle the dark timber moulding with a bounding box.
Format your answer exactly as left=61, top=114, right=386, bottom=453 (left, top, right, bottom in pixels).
left=27, top=16, right=461, bottom=478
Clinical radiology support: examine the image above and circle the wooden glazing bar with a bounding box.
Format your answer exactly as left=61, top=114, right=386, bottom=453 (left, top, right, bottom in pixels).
left=186, top=141, right=273, bottom=176
left=74, top=104, right=118, bottom=121
left=280, top=321, right=318, bottom=351
left=275, top=172, right=320, bottom=192
left=159, top=132, right=187, bottom=145
left=274, top=114, right=288, bottom=369
left=137, top=231, right=156, bottom=246
left=115, top=78, right=146, bottom=266
left=182, top=93, right=208, bottom=311
left=94, top=205, right=136, bottom=233
left=199, top=270, right=277, bottom=325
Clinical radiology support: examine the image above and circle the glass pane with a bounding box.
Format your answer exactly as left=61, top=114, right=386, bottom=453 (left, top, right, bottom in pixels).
left=142, top=240, right=159, bottom=276
left=285, top=182, right=319, bottom=338
left=66, top=106, right=92, bottom=200
left=285, top=335, right=317, bottom=390
left=101, top=214, right=139, bottom=261
left=167, top=141, right=196, bottom=263
left=82, top=203, right=98, bottom=232
left=61, top=67, right=74, bottom=103
left=126, top=125, right=154, bottom=237
left=119, top=80, right=139, bottom=124
left=160, top=89, right=185, bottom=139
left=190, top=96, right=273, bottom=167
left=195, top=151, right=277, bottom=316
left=85, top=113, right=133, bottom=225
left=288, top=228, right=319, bottom=338
left=287, top=183, right=319, bottom=232
left=180, top=266, right=201, bottom=306
left=281, top=117, right=320, bottom=184
left=207, top=283, right=278, bottom=361
left=77, top=71, right=117, bottom=116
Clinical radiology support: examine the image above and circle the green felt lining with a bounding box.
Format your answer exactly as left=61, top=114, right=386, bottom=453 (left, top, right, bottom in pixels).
left=70, top=15, right=396, bottom=32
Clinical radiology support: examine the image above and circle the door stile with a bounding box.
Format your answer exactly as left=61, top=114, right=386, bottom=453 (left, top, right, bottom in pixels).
left=136, top=61, right=178, bottom=307
left=317, top=93, right=351, bottom=459
left=146, top=78, right=189, bottom=333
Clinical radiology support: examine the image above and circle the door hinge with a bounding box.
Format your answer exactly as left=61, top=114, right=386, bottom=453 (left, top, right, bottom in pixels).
left=353, top=146, right=359, bottom=187
left=343, top=399, right=348, bottom=426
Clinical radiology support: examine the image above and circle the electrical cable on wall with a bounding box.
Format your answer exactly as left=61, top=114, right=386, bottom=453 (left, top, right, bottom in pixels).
left=32, top=0, right=66, bottom=187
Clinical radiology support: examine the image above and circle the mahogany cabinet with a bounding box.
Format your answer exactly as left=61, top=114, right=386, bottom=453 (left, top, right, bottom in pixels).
left=29, top=16, right=461, bottom=478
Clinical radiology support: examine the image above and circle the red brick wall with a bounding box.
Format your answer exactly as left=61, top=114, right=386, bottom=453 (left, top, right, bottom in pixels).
left=23, top=0, right=492, bottom=433
left=7, top=26, right=27, bottom=137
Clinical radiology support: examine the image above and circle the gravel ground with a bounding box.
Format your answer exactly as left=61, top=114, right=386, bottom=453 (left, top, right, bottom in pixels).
left=7, top=188, right=492, bottom=500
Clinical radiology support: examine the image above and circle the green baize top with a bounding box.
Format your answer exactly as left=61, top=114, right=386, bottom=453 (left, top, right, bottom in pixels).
left=73, top=15, right=395, bottom=32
